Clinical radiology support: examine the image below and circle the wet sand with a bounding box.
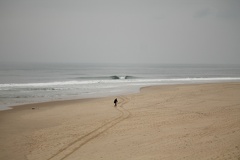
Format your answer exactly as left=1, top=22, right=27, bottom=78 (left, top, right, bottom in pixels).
left=1, top=83, right=240, bottom=160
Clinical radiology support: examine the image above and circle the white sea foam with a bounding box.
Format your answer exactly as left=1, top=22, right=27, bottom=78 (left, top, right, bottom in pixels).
left=0, top=80, right=98, bottom=88
left=1, top=77, right=240, bottom=89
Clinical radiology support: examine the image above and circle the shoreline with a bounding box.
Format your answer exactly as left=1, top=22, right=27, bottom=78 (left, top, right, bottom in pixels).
left=1, top=82, right=240, bottom=160
left=2, top=81, right=240, bottom=112
left=0, top=88, right=138, bottom=112
left=0, top=83, right=142, bottom=111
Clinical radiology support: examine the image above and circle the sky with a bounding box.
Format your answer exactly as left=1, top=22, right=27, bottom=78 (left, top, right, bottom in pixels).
left=0, top=0, right=240, bottom=64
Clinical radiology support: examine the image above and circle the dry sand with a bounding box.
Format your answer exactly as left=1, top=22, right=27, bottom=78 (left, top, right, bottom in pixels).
left=0, top=83, right=240, bottom=160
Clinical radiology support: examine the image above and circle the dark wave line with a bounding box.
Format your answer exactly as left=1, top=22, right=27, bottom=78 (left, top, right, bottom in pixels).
left=76, top=75, right=137, bottom=80
left=110, top=75, right=136, bottom=79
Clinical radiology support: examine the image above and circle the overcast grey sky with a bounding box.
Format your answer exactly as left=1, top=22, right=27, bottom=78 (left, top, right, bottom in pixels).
left=0, top=0, right=240, bottom=64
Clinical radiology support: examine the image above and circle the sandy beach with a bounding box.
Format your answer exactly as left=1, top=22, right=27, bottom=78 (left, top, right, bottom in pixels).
left=1, top=82, right=240, bottom=160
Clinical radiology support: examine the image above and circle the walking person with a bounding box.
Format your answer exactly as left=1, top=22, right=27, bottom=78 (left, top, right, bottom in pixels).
left=114, top=98, right=118, bottom=107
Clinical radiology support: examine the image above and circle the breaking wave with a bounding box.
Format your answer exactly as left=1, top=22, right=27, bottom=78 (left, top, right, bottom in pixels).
left=109, top=75, right=136, bottom=79
left=1, top=77, right=240, bottom=90
left=76, top=75, right=136, bottom=80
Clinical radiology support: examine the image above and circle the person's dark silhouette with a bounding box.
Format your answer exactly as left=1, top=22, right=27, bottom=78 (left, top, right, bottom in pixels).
left=114, top=98, right=118, bottom=107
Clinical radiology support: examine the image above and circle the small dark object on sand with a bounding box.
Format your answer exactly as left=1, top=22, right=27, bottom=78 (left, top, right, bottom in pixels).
left=114, top=98, right=118, bottom=107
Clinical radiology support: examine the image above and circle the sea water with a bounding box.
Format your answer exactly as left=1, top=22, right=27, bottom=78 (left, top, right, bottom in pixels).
left=1, top=63, right=240, bottom=110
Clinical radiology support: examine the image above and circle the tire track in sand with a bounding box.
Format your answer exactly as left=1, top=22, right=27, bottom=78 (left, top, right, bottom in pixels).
left=47, top=96, right=131, bottom=160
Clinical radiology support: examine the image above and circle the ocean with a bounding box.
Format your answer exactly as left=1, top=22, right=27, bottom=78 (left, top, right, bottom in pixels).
left=1, top=63, right=240, bottom=110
